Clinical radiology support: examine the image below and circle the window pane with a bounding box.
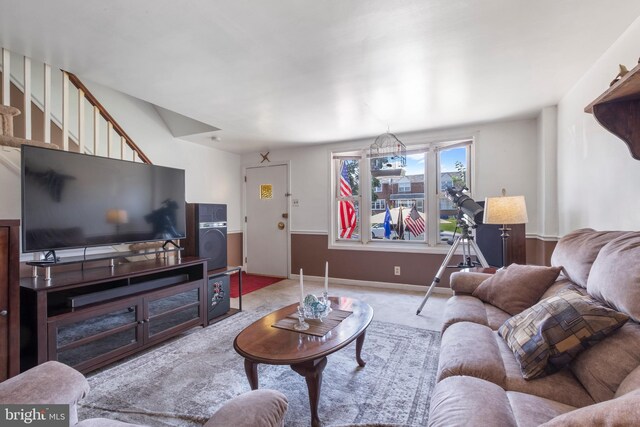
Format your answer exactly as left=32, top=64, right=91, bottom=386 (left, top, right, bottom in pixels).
left=337, top=200, right=360, bottom=240
left=371, top=152, right=426, bottom=241
left=439, top=146, right=468, bottom=242
left=338, top=159, right=359, bottom=196
left=337, top=159, right=359, bottom=240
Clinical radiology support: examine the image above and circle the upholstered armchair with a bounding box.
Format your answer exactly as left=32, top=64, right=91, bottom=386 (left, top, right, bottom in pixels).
left=0, top=361, right=288, bottom=427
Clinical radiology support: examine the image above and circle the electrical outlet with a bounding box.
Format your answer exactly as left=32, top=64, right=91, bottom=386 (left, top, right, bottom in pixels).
left=292, top=199, right=299, bottom=207
left=394, top=266, right=401, bottom=275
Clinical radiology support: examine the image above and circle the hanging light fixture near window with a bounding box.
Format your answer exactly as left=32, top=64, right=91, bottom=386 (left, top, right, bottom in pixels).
left=369, top=132, right=407, bottom=178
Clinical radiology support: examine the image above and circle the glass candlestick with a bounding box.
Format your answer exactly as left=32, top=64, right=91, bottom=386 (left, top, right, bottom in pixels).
left=294, top=305, right=310, bottom=331
left=322, top=291, right=332, bottom=313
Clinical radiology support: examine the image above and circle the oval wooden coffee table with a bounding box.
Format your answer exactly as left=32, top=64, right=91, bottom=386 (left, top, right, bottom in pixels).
left=233, top=296, right=373, bottom=427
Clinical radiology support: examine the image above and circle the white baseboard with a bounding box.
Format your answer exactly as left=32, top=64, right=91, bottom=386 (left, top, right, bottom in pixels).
left=290, top=274, right=453, bottom=295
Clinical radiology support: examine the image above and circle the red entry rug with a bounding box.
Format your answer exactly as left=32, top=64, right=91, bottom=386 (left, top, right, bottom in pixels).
left=229, top=272, right=283, bottom=297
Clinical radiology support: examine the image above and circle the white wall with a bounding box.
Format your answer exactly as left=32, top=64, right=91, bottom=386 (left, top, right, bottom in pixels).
left=244, top=117, right=540, bottom=235
left=537, top=106, right=559, bottom=239
left=82, top=80, right=243, bottom=233
left=557, top=16, right=640, bottom=235
left=0, top=78, right=243, bottom=245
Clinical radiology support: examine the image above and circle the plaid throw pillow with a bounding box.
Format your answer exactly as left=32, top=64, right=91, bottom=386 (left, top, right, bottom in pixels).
left=499, top=289, right=629, bottom=380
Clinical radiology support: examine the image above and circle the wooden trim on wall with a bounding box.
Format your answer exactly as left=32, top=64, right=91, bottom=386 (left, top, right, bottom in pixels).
left=66, top=73, right=152, bottom=164
left=525, top=237, right=557, bottom=266
left=292, top=233, right=460, bottom=288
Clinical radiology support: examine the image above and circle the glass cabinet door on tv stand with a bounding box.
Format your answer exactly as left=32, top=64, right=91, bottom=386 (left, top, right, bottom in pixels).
left=48, top=296, right=144, bottom=372
left=47, top=281, right=205, bottom=372
left=20, top=258, right=207, bottom=374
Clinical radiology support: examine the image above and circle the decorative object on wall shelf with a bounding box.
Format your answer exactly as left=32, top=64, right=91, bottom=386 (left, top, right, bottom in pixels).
left=585, top=59, right=640, bottom=161
left=609, top=64, right=629, bottom=87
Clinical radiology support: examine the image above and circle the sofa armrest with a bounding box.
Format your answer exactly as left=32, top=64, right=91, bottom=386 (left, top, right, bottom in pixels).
left=205, top=389, right=288, bottom=427
left=0, top=361, right=90, bottom=425
left=450, top=272, right=493, bottom=295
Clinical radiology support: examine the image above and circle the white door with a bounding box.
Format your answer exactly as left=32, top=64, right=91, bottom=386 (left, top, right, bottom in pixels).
left=245, top=164, right=289, bottom=277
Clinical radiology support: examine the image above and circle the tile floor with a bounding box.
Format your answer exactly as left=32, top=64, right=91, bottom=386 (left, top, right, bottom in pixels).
left=234, top=278, right=449, bottom=331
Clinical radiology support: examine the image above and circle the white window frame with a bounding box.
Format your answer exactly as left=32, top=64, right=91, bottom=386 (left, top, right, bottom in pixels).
left=329, top=136, right=475, bottom=254
left=398, top=178, right=411, bottom=193
left=372, top=199, right=386, bottom=210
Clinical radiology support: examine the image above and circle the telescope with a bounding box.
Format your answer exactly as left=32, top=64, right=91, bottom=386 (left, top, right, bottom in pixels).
left=417, top=186, right=489, bottom=315
left=444, top=186, right=484, bottom=226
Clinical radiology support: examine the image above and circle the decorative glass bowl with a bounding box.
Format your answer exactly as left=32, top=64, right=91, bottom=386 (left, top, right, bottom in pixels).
left=302, top=293, right=332, bottom=320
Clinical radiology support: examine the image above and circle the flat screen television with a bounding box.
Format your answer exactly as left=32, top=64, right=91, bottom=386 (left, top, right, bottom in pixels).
left=21, top=145, right=186, bottom=253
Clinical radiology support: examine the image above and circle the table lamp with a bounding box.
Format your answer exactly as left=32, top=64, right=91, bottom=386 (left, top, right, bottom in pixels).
left=106, top=209, right=129, bottom=235
left=483, top=189, right=528, bottom=267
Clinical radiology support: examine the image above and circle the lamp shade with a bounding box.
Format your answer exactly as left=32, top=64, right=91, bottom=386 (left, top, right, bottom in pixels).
left=483, top=195, right=528, bottom=225
left=106, top=209, right=129, bottom=225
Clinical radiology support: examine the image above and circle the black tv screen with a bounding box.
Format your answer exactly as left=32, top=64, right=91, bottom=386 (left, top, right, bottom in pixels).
left=21, top=145, right=186, bottom=253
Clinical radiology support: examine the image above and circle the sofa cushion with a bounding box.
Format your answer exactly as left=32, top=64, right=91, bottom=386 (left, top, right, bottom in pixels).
left=472, top=264, right=561, bottom=315
left=428, top=376, right=517, bottom=427
left=441, top=296, right=489, bottom=333
left=550, top=228, right=627, bottom=288
left=438, top=322, right=594, bottom=407
left=428, top=376, right=575, bottom=427
left=499, top=289, right=628, bottom=380
left=204, top=389, right=288, bottom=427
left=485, top=304, right=512, bottom=330
left=540, top=389, right=640, bottom=427
left=616, top=364, right=640, bottom=398
left=570, top=321, right=640, bottom=402
left=587, top=232, right=640, bottom=322
left=0, top=361, right=90, bottom=426
left=449, top=271, right=493, bottom=295
left=506, top=390, right=576, bottom=427
left=539, top=278, right=584, bottom=301
left=441, top=296, right=511, bottom=333
left=437, top=321, right=506, bottom=385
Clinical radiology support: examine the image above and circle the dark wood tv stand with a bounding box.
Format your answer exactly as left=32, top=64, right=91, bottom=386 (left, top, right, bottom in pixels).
left=20, top=257, right=207, bottom=374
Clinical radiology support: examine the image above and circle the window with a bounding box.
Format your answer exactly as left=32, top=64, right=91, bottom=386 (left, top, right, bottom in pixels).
left=438, top=145, right=470, bottom=243
left=372, top=199, right=386, bottom=210
left=335, top=158, right=360, bottom=240
left=398, top=178, right=411, bottom=193
left=332, top=139, right=472, bottom=248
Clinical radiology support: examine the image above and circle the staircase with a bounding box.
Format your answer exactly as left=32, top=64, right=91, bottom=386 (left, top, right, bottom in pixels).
left=0, top=47, right=165, bottom=259
left=0, top=47, right=150, bottom=164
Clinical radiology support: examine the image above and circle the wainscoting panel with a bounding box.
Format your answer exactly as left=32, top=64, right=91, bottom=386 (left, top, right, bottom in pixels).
left=526, top=238, right=557, bottom=266
left=291, top=234, right=460, bottom=288
left=227, top=232, right=243, bottom=267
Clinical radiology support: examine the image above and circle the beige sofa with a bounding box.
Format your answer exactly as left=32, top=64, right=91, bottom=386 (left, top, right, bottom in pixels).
left=428, top=229, right=640, bottom=426
left=0, top=361, right=288, bottom=427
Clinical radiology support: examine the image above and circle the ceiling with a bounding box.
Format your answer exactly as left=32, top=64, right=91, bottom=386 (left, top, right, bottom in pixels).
left=1, top=1, right=640, bottom=153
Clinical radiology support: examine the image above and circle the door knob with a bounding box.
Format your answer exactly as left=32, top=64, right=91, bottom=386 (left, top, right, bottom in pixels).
left=277, top=222, right=285, bottom=230
left=0, top=310, right=7, bottom=317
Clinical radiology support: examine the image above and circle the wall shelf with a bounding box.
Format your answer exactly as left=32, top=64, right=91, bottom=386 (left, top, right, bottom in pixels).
left=585, top=62, right=640, bottom=160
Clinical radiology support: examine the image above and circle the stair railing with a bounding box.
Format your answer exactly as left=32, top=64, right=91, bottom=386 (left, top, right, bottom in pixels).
left=0, top=47, right=151, bottom=164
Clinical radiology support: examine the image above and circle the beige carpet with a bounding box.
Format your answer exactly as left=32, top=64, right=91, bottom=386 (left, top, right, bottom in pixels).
left=78, top=305, right=440, bottom=426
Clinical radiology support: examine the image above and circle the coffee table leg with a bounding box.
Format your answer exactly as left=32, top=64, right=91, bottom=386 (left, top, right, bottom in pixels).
left=356, top=330, right=367, bottom=367
left=291, top=357, right=327, bottom=427
left=244, top=359, right=259, bottom=390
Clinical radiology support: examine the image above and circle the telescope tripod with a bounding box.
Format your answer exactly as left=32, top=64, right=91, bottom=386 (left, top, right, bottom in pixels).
left=416, top=222, right=489, bottom=315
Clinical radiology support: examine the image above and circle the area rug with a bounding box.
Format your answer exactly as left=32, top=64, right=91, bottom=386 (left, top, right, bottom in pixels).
left=229, top=272, right=283, bottom=297
left=78, top=307, right=440, bottom=427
